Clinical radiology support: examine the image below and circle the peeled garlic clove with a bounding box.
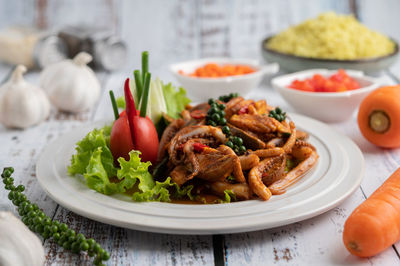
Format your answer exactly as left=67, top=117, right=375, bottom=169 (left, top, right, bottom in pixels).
left=0, top=65, right=50, bottom=129
left=39, top=52, right=101, bottom=113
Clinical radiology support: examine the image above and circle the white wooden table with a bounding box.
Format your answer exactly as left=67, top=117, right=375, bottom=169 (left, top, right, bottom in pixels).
left=1, top=61, right=400, bottom=266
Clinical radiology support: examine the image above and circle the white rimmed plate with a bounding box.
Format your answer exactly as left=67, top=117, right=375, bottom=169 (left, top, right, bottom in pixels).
left=36, top=113, right=364, bottom=235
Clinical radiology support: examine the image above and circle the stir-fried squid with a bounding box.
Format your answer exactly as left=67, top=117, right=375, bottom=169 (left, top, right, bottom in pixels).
left=157, top=96, right=319, bottom=202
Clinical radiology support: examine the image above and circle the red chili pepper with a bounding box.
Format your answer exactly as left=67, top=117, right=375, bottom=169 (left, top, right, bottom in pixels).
left=190, top=110, right=206, bottom=119
left=124, top=78, right=137, bottom=145
left=193, top=143, right=208, bottom=153
left=238, top=106, right=249, bottom=115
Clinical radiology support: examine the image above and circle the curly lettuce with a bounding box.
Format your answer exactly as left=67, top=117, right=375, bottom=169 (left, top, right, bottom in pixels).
left=68, top=126, right=193, bottom=202
left=162, top=82, right=191, bottom=119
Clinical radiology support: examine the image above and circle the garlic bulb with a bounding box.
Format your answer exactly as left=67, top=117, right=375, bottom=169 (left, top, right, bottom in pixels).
left=0, top=212, right=45, bottom=266
left=0, top=65, right=50, bottom=129
left=40, top=52, right=100, bottom=113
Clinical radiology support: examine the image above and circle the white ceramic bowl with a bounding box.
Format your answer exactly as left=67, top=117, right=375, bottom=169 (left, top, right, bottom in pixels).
left=170, top=58, right=279, bottom=101
left=271, top=69, right=380, bottom=123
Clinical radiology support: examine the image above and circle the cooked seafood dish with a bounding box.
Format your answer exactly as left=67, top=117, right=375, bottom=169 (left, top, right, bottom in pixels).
left=157, top=95, right=319, bottom=203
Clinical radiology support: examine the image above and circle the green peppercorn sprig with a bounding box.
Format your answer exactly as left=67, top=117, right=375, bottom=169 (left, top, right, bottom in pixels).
left=1, top=167, right=110, bottom=266
left=221, top=125, right=246, bottom=155
left=206, top=99, right=227, bottom=127
left=268, top=107, right=286, bottom=122
left=218, top=92, right=239, bottom=103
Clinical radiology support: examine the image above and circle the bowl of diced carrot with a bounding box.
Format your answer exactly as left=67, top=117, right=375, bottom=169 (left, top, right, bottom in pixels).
left=170, top=58, right=279, bottom=101
left=271, top=69, right=380, bottom=122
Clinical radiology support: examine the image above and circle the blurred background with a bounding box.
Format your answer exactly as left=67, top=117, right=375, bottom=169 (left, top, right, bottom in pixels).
left=1, top=0, right=400, bottom=76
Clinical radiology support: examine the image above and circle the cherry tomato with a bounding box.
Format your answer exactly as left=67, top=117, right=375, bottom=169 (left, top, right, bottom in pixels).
left=110, top=112, right=134, bottom=161
left=110, top=110, right=159, bottom=164
left=131, top=115, right=159, bottom=163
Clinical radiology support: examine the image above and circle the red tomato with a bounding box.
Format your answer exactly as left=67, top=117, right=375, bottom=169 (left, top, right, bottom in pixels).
left=110, top=112, right=134, bottom=161
left=289, top=69, right=360, bottom=93
left=131, top=115, right=159, bottom=163
left=110, top=111, right=159, bottom=163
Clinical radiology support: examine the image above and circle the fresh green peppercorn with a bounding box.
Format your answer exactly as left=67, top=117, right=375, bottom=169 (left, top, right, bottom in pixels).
left=211, top=113, right=220, bottom=122
left=24, top=204, right=34, bottom=213
left=88, top=250, right=96, bottom=257
left=3, top=177, right=14, bottom=185
left=51, top=224, right=58, bottom=233
left=44, top=225, right=52, bottom=233
left=22, top=216, right=30, bottom=225
left=102, top=251, right=110, bottom=261
left=218, top=103, right=225, bottom=109
left=20, top=201, right=29, bottom=210
left=222, top=126, right=230, bottom=134
left=66, top=229, right=76, bottom=238
left=232, top=137, right=242, bottom=145
left=37, top=211, right=45, bottom=219
left=209, top=121, right=217, bottom=127
left=63, top=241, right=72, bottom=250
left=69, top=235, right=77, bottom=243
left=12, top=199, right=21, bottom=206
left=8, top=191, right=15, bottom=200
left=26, top=218, right=33, bottom=226
left=234, top=147, right=239, bottom=154
left=93, top=256, right=102, bottom=266
left=71, top=241, right=81, bottom=253
left=18, top=194, right=26, bottom=202
left=53, top=232, right=61, bottom=241
left=80, top=241, right=89, bottom=251
left=220, top=118, right=227, bottom=125
left=239, top=145, right=246, bottom=154
left=18, top=207, right=25, bottom=216
left=16, top=184, right=25, bottom=192
left=60, top=223, right=68, bottom=232
left=208, top=98, right=215, bottom=105
left=53, top=220, right=60, bottom=227
left=87, top=238, right=96, bottom=247
left=59, top=234, right=69, bottom=243
left=34, top=216, right=43, bottom=225
left=225, top=141, right=234, bottom=148
left=42, top=217, right=52, bottom=226
left=4, top=184, right=15, bottom=190
left=34, top=224, right=44, bottom=234
left=77, top=233, right=85, bottom=242
left=93, top=243, right=101, bottom=253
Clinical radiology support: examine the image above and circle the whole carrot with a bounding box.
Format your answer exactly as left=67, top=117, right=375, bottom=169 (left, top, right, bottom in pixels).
left=343, top=168, right=400, bottom=257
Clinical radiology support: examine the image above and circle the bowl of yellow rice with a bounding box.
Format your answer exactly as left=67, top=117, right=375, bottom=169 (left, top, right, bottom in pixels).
left=262, top=12, right=398, bottom=73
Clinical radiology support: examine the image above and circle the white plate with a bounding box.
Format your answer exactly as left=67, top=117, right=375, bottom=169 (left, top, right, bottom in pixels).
left=36, top=114, right=364, bottom=235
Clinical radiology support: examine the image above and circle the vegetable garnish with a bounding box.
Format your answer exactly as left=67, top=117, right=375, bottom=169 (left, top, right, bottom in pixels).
left=289, top=69, right=360, bottom=92
left=218, top=92, right=239, bottom=103
left=206, top=97, right=246, bottom=155
left=179, top=63, right=255, bottom=78
left=269, top=107, right=286, bottom=122
left=109, top=90, right=119, bottom=120
left=343, top=167, right=400, bottom=257
left=111, top=78, right=159, bottom=163
left=1, top=167, right=110, bottom=266
left=358, top=85, right=400, bottom=148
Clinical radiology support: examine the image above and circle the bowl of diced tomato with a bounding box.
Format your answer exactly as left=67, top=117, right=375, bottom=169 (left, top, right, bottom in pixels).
left=271, top=69, right=380, bottom=122
left=170, top=58, right=279, bottom=101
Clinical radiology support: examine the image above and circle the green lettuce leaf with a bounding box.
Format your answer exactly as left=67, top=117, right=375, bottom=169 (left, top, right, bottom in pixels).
left=68, top=125, right=116, bottom=178
left=117, top=151, right=154, bottom=193
left=84, top=147, right=118, bottom=195
left=162, top=82, right=191, bottom=119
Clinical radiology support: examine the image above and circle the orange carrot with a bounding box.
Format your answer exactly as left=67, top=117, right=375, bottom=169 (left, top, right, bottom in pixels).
left=180, top=63, right=255, bottom=78
left=343, top=168, right=400, bottom=257
left=357, top=85, right=400, bottom=148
